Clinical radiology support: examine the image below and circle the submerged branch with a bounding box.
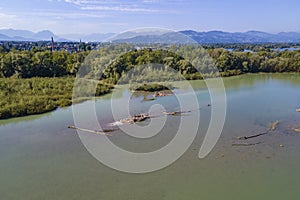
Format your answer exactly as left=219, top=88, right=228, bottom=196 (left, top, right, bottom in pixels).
left=162, top=110, right=192, bottom=116
left=68, top=125, right=116, bottom=136
left=293, top=128, right=300, bottom=133
left=232, top=142, right=262, bottom=147
left=237, top=120, right=280, bottom=141
left=237, top=132, right=268, bottom=140
left=269, top=120, right=280, bottom=131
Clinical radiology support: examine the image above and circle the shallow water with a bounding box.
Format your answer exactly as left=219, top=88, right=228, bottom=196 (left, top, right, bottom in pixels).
left=1, top=73, right=300, bottom=200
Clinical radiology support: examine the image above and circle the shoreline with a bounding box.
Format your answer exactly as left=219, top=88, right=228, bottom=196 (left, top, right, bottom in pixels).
left=0, top=72, right=299, bottom=121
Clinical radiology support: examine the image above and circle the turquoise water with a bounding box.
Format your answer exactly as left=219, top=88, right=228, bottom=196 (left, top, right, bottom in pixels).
left=1, top=73, right=300, bottom=200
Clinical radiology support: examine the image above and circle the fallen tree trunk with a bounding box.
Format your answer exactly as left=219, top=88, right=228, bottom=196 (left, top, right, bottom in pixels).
left=143, top=97, right=156, bottom=101
left=237, top=132, right=268, bottom=140
left=162, top=110, right=191, bottom=116
left=269, top=120, right=279, bottom=131
left=68, top=125, right=115, bottom=136
left=293, top=128, right=300, bottom=133
left=237, top=120, right=279, bottom=141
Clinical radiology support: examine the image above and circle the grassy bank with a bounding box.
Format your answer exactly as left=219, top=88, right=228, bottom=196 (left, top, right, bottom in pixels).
left=0, top=77, right=112, bottom=119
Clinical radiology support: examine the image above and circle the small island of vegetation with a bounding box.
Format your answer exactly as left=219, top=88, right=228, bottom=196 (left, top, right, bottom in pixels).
left=131, top=83, right=173, bottom=92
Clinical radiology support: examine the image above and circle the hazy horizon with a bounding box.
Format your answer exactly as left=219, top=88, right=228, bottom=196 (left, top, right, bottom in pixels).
left=0, top=0, right=299, bottom=35
left=2, top=28, right=300, bottom=36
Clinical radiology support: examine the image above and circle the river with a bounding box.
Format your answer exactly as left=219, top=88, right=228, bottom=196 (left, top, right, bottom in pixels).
left=1, top=73, right=300, bottom=200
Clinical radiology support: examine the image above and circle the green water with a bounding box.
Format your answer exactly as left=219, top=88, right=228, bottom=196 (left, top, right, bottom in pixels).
left=1, top=74, right=300, bottom=200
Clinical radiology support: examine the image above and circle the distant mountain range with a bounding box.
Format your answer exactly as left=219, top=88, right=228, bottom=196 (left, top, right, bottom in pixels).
left=0, top=29, right=69, bottom=42
left=114, top=30, right=300, bottom=44
left=1, top=29, right=300, bottom=43
left=179, top=30, right=300, bottom=43
left=60, top=33, right=114, bottom=42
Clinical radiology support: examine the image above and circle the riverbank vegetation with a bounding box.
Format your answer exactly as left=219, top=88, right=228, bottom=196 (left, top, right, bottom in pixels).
left=0, top=77, right=112, bottom=119
left=0, top=43, right=300, bottom=119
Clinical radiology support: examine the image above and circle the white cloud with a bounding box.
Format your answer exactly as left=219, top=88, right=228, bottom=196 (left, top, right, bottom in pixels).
left=0, top=12, right=17, bottom=28
left=64, top=0, right=103, bottom=5
left=81, top=5, right=158, bottom=12
left=63, top=0, right=160, bottom=12
left=27, top=11, right=108, bottom=19
left=0, top=12, right=16, bottom=19
left=143, top=0, right=159, bottom=3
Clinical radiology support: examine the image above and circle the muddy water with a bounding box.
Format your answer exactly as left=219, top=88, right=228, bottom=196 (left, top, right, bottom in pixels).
left=1, top=73, right=300, bottom=200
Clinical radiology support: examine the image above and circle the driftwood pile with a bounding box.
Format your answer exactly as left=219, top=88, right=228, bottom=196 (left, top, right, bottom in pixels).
left=119, top=113, right=150, bottom=124
left=119, top=109, right=194, bottom=124
left=153, top=91, right=173, bottom=98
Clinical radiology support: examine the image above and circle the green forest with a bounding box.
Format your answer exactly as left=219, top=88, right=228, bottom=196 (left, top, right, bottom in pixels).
left=0, top=43, right=300, bottom=119
left=1, top=44, right=300, bottom=79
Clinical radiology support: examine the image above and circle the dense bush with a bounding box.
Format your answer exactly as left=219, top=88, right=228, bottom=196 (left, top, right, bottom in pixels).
left=0, top=77, right=112, bottom=119
left=0, top=50, right=89, bottom=78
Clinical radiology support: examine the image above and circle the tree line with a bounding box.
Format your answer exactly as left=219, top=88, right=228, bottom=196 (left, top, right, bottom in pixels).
left=0, top=49, right=89, bottom=78
left=94, top=47, right=300, bottom=83
left=208, top=48, right=300, bottom=76
left=0, top=45, right=299, bottom=80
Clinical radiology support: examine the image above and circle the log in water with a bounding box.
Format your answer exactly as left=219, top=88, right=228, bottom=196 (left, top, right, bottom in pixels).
left=68, top=126, right=115, bottom=136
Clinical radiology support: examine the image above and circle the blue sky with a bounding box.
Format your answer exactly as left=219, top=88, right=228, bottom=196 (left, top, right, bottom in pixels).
left=0, top=0, right=299, bottom=34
